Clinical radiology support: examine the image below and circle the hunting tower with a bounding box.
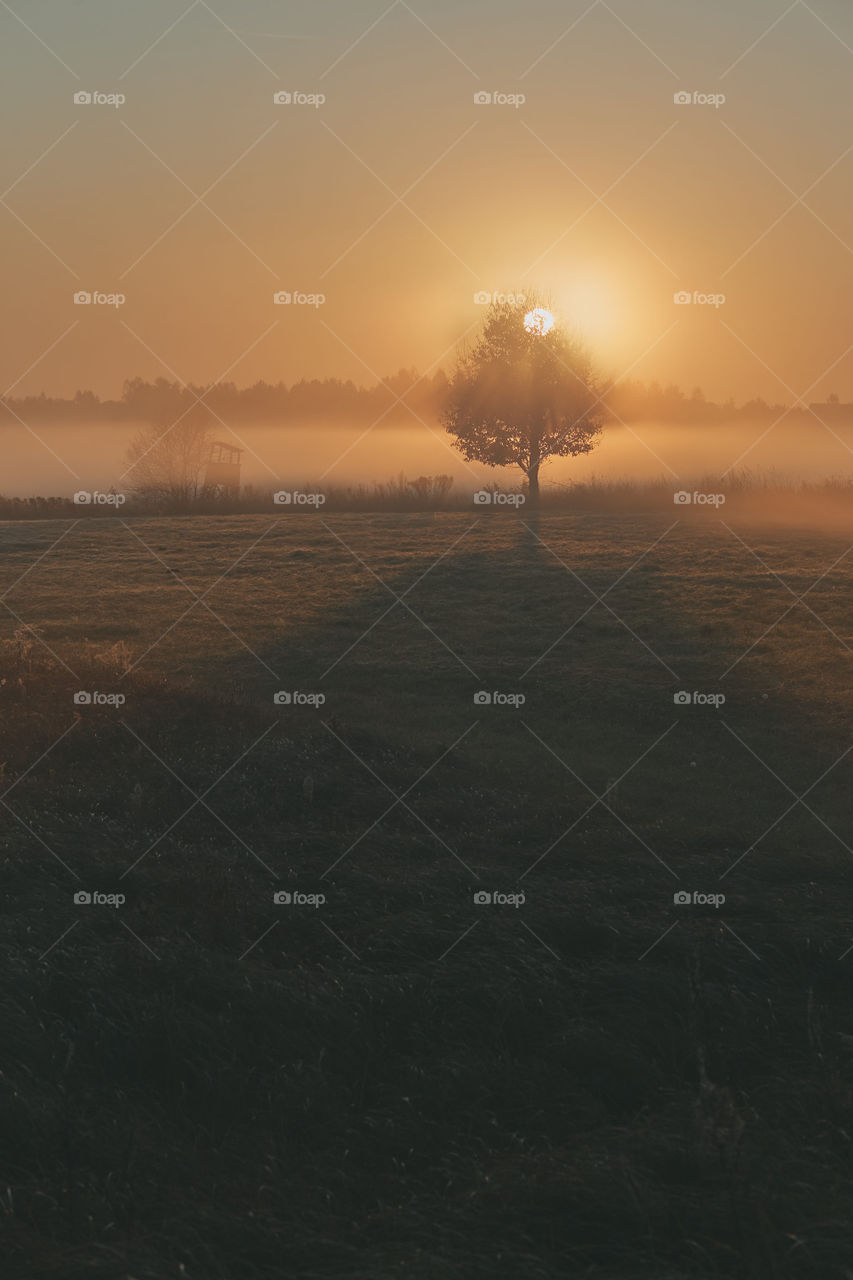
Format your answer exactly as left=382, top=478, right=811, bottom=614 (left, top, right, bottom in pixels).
left=204, top=441, right=243, bottom=496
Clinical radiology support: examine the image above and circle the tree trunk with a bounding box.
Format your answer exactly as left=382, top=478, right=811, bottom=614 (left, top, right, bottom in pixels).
left=527, top=464, right=540, bottom=507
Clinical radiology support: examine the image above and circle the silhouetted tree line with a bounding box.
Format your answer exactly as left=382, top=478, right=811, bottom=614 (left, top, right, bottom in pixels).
left=605, top=380, right=791, bottom=424
left=0, top=369, right=450, bottom=426
left=0, top=371, right=812, bottom=427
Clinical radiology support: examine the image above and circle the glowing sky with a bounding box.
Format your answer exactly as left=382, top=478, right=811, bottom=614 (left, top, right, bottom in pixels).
left=2, top=0, right=852, bottom=402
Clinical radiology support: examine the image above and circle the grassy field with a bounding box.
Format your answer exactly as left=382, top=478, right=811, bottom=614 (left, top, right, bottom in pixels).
left=2, top=511, right=853, bottom=1279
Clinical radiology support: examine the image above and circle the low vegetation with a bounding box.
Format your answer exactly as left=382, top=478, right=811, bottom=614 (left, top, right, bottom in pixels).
left=1, top=468, right=852, bottom=521
left=2, top=512, right=852, bottom=1278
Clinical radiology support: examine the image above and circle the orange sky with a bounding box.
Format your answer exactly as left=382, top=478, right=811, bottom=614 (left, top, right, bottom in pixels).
left=2, top=0, right=853, bottom=404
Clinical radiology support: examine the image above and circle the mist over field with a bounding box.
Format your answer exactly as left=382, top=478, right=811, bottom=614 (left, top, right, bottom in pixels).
left=6, top=0, right=853, bottom=1276
left=5, top=416, right=853, bottom=499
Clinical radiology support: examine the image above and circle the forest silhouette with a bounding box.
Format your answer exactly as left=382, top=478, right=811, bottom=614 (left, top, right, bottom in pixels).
left=1, top=369, right=832, bottom=428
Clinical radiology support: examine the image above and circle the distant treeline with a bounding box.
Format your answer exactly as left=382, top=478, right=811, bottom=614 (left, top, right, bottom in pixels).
left=2, top=472, right=852, bottom=521
left=0, top=370, right=449, bottom=426
left=0, top=371, right=817, bottom=427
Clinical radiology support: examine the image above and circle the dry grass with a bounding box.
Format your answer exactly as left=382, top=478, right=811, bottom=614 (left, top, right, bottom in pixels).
left=1, top=512, right=852, bottom=1278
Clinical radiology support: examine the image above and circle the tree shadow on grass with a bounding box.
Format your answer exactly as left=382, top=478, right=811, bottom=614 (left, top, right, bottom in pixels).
left=215, top=513, right=853, bottom=918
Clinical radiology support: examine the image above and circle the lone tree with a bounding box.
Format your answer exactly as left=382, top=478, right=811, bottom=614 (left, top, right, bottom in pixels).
left=442, top=294, right=604, bottom=504
left=124, top=404, right=216, bottom=508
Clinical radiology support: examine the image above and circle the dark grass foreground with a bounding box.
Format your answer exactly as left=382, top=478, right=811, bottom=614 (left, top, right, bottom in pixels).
left=2, top=514, right=853, bottom=1279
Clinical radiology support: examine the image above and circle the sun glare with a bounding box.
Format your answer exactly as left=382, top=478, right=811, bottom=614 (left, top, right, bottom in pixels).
left=524, top=308, right=555, bottom=336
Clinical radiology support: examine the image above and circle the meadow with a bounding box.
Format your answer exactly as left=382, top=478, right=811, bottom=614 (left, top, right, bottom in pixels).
left=2, top=510, right=853, bottom=1279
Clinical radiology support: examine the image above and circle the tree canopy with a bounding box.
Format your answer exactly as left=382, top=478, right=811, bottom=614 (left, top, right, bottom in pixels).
left=442, top=294, right=604, bottom=500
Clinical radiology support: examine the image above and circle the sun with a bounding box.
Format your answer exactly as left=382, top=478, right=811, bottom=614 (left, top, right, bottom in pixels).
left=524, top=307, right=555, bottom=336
